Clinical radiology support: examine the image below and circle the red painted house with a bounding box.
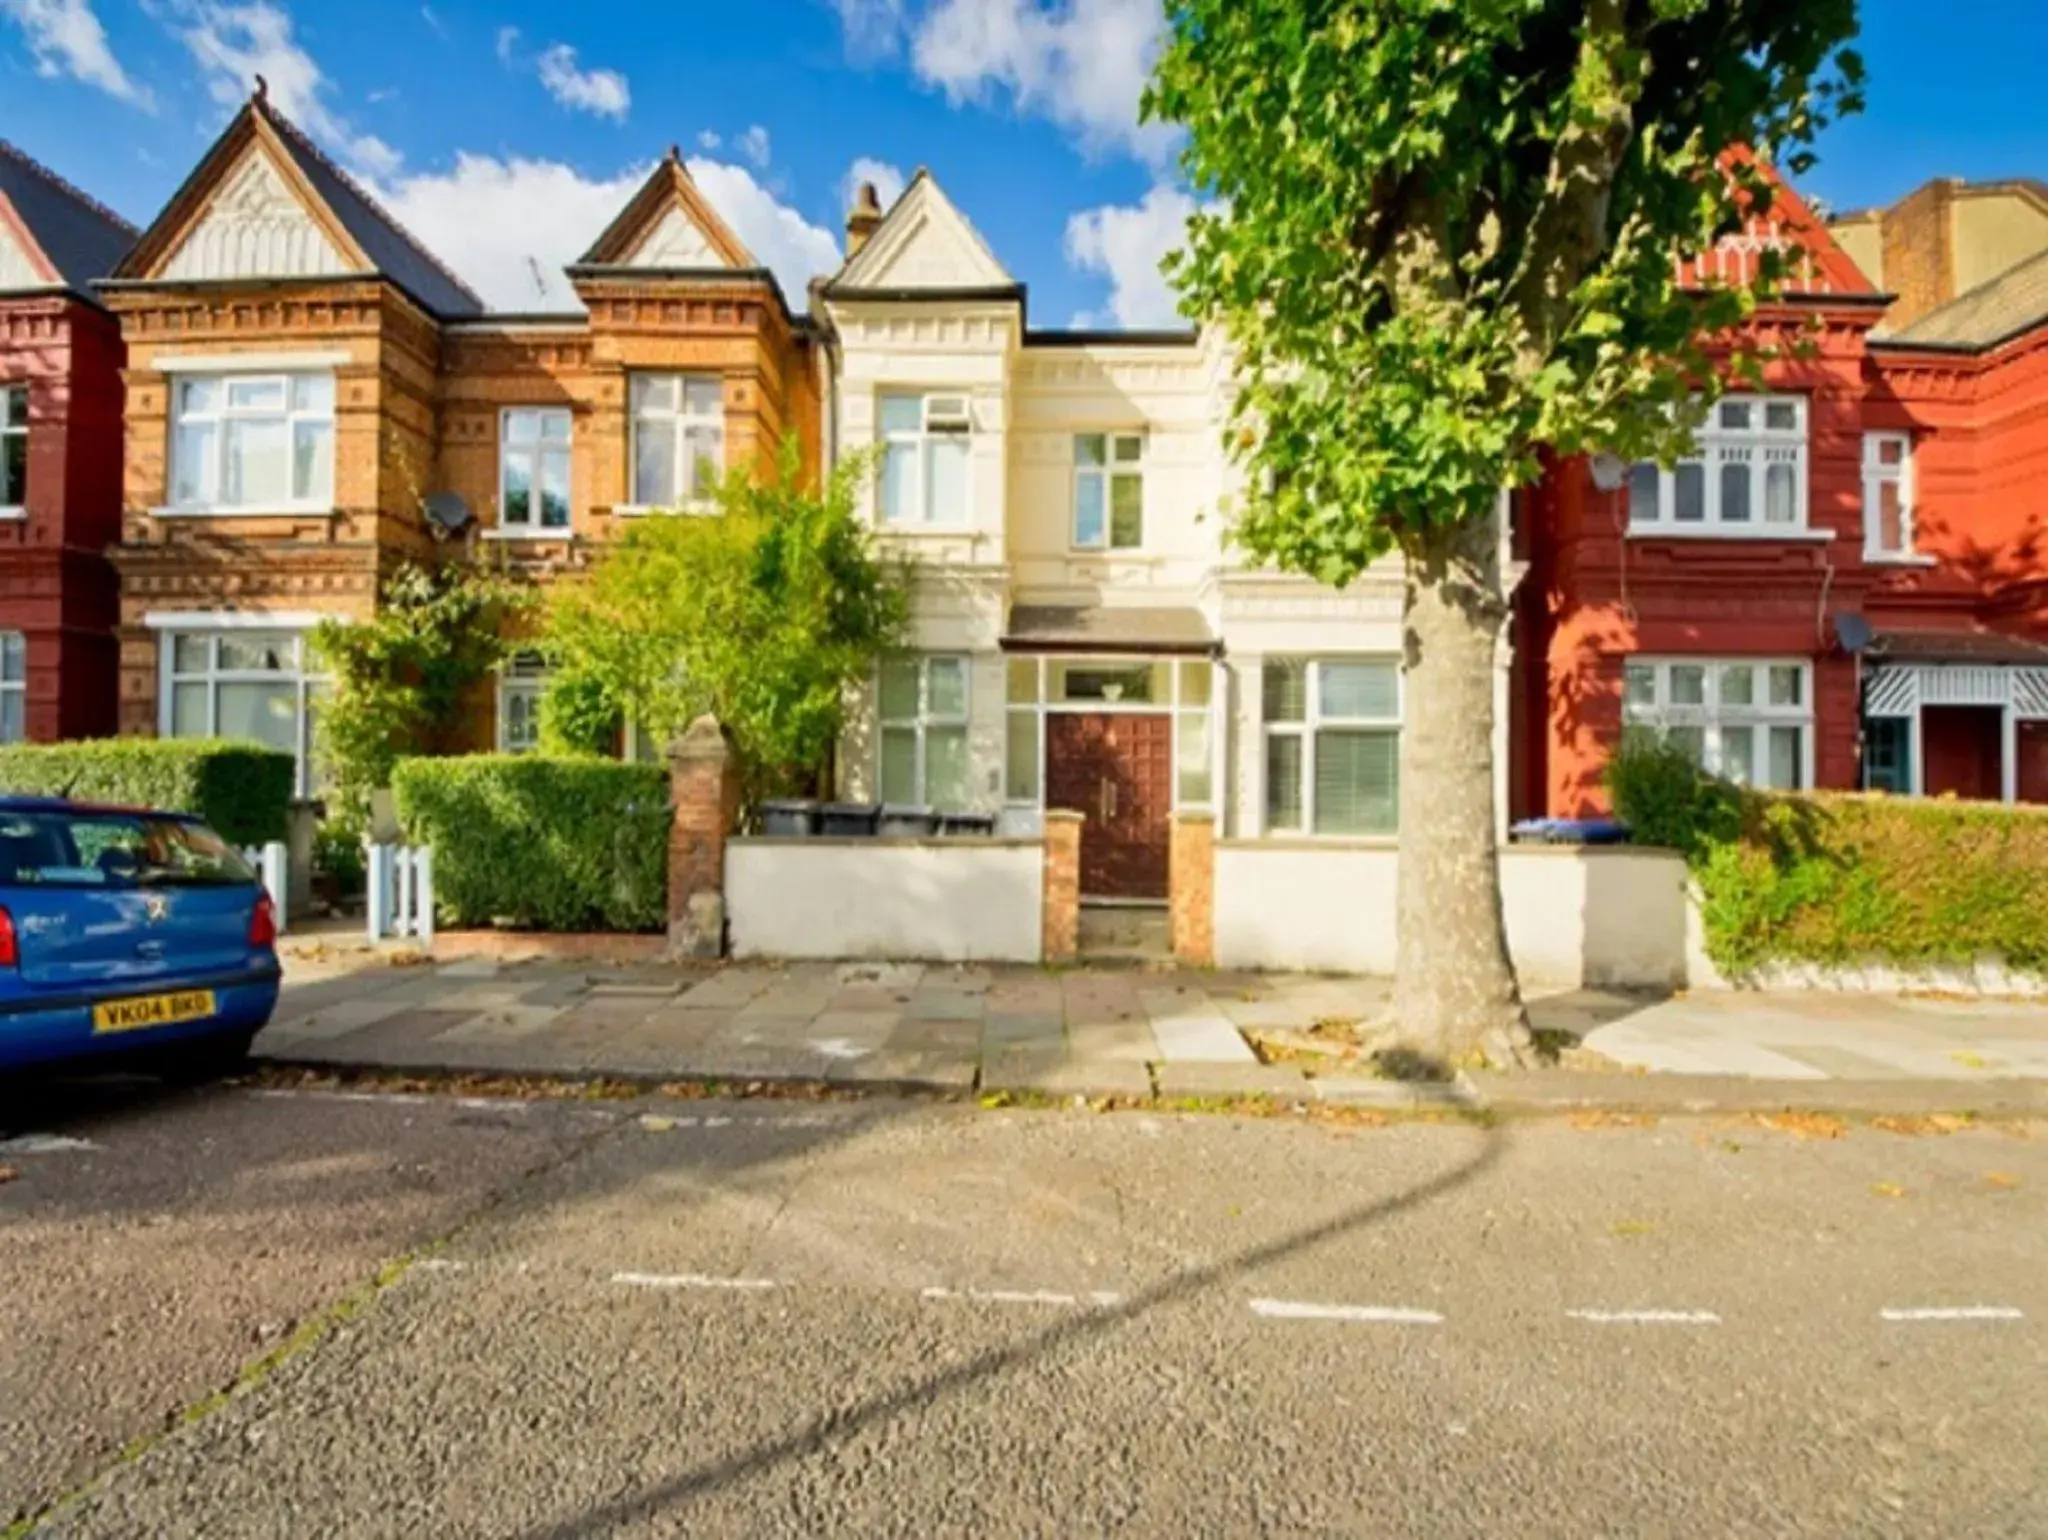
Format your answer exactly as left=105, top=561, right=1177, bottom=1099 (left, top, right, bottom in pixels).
left=1516, top=168, right=2048, bottom=816
left=0, top=141, right=135, bottom=744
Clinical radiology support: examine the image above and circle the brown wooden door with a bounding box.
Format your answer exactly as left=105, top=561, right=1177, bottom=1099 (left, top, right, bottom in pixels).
left=1045, top=712, right=1173, bottom=899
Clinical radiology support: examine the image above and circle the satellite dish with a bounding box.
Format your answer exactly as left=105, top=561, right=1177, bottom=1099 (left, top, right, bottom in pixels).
left=1834, top=612, right=1873, bottom=654
left=422, top=491, right=473, bottom=538
left=1588, top=452, right=1630, bottom=494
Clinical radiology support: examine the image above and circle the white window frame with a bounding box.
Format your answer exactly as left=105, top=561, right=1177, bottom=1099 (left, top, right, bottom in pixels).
left=1001, top=656, right=1218, bottom=812
left=624, top=373, right=724, bottom=513
left=877, top=392, right=972, bottom=529
left=165, top=371, right=335, bottom=515
left=1627, top=394, right=1810, bottom=535
left=158, top=629, right=325, bottom=797
left=497, top=408, right=573, bottom=536
left=0, top=630, right=25, bottom=743
left=877, top=654, right=971, bottom=807
left=0, top=384, right=26, bottom=517
left=1072, top=432, right=1145, bottom=551
left=1623, top=657, right=1814, bottom=789
left=497, top=652, right=549, bottom=753
left=1261, top=657, right=1403, bottom=837
left=1861, top=431, right=1926, bottom=563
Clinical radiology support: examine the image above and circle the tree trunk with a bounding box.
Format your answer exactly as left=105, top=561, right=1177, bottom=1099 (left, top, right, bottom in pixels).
left=1393, top=505, right=1533, bottom=1069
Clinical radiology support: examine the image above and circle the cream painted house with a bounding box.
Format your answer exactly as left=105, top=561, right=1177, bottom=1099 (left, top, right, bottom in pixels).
left=820, top=173, right=1410, bottom=901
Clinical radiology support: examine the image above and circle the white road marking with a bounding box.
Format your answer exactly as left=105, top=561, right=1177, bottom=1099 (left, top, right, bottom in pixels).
left=610, top=1271, right=780, bottom=1292
left=248, top=1088, right=530, bottom=1113
left=0, top=1134, right=100, bottom=1155
left=1248, top=1299, right=1443, bottom=1325
left=1880, top=1306, right=2024, bottom=1322
left=920, top=1287, right=1123, bottom=1308
left=1566, top=1309, right=1721, bottom=1325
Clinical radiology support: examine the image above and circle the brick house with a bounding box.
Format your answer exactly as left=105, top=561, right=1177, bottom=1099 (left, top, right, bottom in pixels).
left=100, top=91, right=819, bottom=791
left=0, top=141, right=136, bottom=743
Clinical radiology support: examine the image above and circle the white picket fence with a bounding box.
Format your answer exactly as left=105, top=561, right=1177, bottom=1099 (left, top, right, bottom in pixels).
left=238, top=840, right=290, bottom=935
left=365, top=842, right=435, bottom=947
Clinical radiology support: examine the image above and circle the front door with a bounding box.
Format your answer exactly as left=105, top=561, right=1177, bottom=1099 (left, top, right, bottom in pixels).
left=1045, top=712, right=1172, bottom=899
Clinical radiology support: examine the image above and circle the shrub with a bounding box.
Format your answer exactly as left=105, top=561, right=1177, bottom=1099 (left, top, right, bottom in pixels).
left=391, top=755, right=669, bottom=932
left=1604, top=734, right=1743, bottom=859
left=0, top=739, right=294, bottom=847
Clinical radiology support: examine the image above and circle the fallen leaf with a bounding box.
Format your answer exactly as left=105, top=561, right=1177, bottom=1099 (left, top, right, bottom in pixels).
left=1754, top=1111, right=1847, bottom=1141
left=1610, top=1220, right=1655, bottom=1238
left=1569, top=1111, right=1657, bottom=1130
left=637, top=1115, right=675, bottom=1132
left=0, top=1164, right=16, bottom=1184
left=1982, top=1171, right=2021, bottom=1189
left=1949, top=1051, right=1989, bottom=1070
left=1871, top=1181, right=1908, bottom=1199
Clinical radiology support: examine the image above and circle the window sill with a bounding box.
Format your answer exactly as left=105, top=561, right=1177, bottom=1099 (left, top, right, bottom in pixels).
left=1626, top=526, right=1834, bottom=543
left=149, top=504, right=336, bottom=519
left=1864, top=550, right=1938, bottom=567
left=612, top=503, right=718, bottom=518
left=0, top=508, right=23, bottom=521
left=483, top=527, right=575, bottom=541
left=1068, top=545, right=1150, bottom=558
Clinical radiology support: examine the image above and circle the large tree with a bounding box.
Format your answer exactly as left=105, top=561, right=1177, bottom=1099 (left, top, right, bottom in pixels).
left=1146, top=0, right=1862, bottom=1065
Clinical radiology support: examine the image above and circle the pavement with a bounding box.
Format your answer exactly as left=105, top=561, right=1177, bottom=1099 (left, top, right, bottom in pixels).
left=3, top=1077, right=2043, bottom=1535
left=258, top=944, right=2048, bottom=1115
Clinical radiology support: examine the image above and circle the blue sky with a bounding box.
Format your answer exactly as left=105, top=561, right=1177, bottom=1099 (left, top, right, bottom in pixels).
left=3, top=0, right=2046, bottom=325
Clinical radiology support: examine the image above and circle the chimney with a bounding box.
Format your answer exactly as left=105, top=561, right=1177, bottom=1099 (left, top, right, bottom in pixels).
left=845, top=182, right=884, bottom=257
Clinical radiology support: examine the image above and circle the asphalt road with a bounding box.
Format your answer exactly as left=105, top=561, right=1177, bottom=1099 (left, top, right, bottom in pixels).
left=3, top=1081, right=2043, bottom=1537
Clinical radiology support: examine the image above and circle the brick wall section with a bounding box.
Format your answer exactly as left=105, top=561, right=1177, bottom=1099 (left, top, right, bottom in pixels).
left=1169, top=813, right=1215, bottom=966
left=1041, top=811, right=1082, bottom=963
left=667, top=714, right=739, bottom=958
left=1880, top=179, right=1956, bottom=334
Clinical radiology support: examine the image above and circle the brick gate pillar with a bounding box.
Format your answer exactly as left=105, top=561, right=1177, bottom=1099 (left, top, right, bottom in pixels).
left=1041, top=810, right=1082, bottom=963
left=1169, top=812, right=1215, bottom=966
left=668, top=715, right=740, bottom=959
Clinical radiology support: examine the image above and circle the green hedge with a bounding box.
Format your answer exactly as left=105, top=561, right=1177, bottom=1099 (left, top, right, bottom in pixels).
left=391, top=755, right=669, bottom=932
left=0, top=738, right=295, bottom=847
left=1608, top=741, right=2048, bottom=976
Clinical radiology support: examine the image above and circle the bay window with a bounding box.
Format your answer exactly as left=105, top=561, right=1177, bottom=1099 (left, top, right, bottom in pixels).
left=1624, top=658, right=1811, bottom=788
left=169, top=373, right=334, bottom=511
left=1862, top=432, right=1917, bottom=560
left=1073, top=432, right=1144, bottom=550
left=878, top=392, right=970, bottom=526
left=1, top=385, right=26, bottom=514
left=879, top=654, right=969, bottom=808
left=629, top=374, right=723, bottom=508
left=1263, top=658, right=1401, bottom=836
left=500, top=409, right=571, bottom=533
left=1, top=630, right=24, bottom=742
left=163, top=630, right=323, bottom=794
left=1627, top=394, right=1806, bottom=533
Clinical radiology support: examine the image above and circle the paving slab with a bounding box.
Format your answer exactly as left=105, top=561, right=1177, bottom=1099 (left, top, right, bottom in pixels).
left=990, top=1057, right=1154, bottom=1100
left=1148, top=1011, right=1258, bottom=1064
left=1153, top=1063, right=1313, bottom=1101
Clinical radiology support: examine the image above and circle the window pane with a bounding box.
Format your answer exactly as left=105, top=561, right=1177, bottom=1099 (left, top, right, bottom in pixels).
left=880, top=441, right=916, bottom=523
left=1764, top=460, right=1798, bottom=523
left=1720, top=458, right=1751, bottom=522
left=1112, top=435, right=1143, bottom=465
left=0, top=692, right=21, bottom=744
left=539, top=448, right=571, bottom=528
left=1318, top=659, right=1398, bottom=720
left=630, top=374, right=676, bottom=414
left=1177, top=660, right=1212, bottom=708
left=1007, top=659, right=1039, bottom=703
left=504, top=410, right=540, bottom=445
left=291, top=374, right=334, bottom=414
left=0, top=630, right=22, bottom=682
left=878, top=393, right=921, bottom=433
left=177, top=377, right=220, bottom=415
left=683, top=426, right=721, bottom=498
left=216, top=681, right=299, bottom=755
left=172, top=634, right=211, bottom=673
left=217, top=634, right=296, bottom=672
left=1765, top=400, right=1798, bottom=431
left=227, top=377, right=285, bottom=411
left=926, top=657, right=967, bottom=718
left=878, top=659, right=920, bottom=720
left=1768, top=726, right=1803, bottom=788
left=1673, top=462, right=1705, bottom=522
left=1668, top=665, right=1706, bottom=706
left=1314, top=729, right=1398, bottom=835
left=1719, top=665, right=1754, bottom=707
left=683, top=377, right=723, bottom=416
left=1073, top=471, right=1105, bottom=546
left=1627, top=462, right=1660, bottom=524
left=1005, top=710, right=1039, bottom=801
left=1, top=430, right=24, bottom=507
left=1718, top=725, right=1755, bottom=784
left=1074, top=433, right=1105, bottom=468
left=1877, top=437, right=1905, bottom=468
left=502, top=454, right=532, bottom=525
left=1265, top=733, right=1303, bottom=830
left=1624, top=662, right=1655, bottom=708
left=925, top=437, right=968, bottom=522
left=4, top=386, right=27, bottom=428
left=292, top=420, right=332, bottom=502
left=925, top=726, right=969, bottom=810
left=1109, top=474, right=1142, bottom=548
left=1667, top=725, right=1706, bottom=765
left=172, top=422, right=217, bottom=504
left=633, top=419, right=677, bottom=505
left=539, top=409, right=571, bottom=443
left=1876, top=480, right=1905, bottom=552
left=224, top=418, right=290, bottom=505
left=880, top=727, right=919, bottom=802
left=1176, top=712, right=1211, bottom=805
left=1864, top=717, right=1911, bottom=793
left=1768, top=665, right=1802, bottom=707
left=170, top=681, right=208, bottom=737
left=1718, top=400, right=1752, bottom=430
left=1263, top=659, right=1307, bottom=723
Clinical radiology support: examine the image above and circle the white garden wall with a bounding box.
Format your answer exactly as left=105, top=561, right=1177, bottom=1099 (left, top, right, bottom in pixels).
left=1213, top=841, right=1690, bottom=989
left=726, top=837, right=1043, bottom=963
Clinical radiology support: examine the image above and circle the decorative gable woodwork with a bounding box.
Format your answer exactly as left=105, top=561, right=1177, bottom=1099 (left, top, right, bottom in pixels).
left=833, top=172, right=1011, bottom=292
left=576, top=153, right=753, bottom=271
left=158, top=144, right=355, bottom=282
left=624, top=204, right=728, bottom=268
left=0, top=215, right=50, bottom=289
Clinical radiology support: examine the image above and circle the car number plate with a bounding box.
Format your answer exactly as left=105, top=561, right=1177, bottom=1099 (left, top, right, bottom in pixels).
left=92, top=990, right=218, bottom=1034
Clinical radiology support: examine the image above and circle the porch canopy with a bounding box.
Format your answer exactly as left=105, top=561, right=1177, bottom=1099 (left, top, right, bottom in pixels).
left=1000, top=604, right=1220, bottom=657
left=1863, top=627, right=2048, bottom=802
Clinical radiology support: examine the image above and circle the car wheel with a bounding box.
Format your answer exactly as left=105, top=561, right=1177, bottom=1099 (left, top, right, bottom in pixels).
left=161, top=1029, right=258, bottom=1086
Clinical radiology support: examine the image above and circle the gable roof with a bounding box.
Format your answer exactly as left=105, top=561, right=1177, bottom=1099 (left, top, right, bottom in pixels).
left=0, top=139, right=137, bottom=298
left=574, top=149, right=754, bottom=270
left=1889, top=243, right=2048, bottom=349
left=110, top=88, right=481, bottom=320
left=825, top=169, right=1014, bottom=296
left=1677, top=155, right=1878, bottom=300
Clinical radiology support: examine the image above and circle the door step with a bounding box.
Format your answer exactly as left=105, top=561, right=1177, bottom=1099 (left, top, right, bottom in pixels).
left=1077, top=903, right=1171, bottom=963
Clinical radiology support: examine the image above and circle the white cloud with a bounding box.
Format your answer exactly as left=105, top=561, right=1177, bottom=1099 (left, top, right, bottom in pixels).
left=840, top=156, right=906, bottom=215
left=494, top=23, right=518, bottom=63
left=831, top=0, right=904, bottom=62
left=419, top=4, right=444, bottom=39
left=901, top=0, right=1173, bottom=163
left=737, top=124, right=771, bottom=169
left=534, top=42, right=630, bottom=121
left=367, top=153, right=842, bottom=313
left=2, top=0, right=152, bottom=106
left=1063, top=182, right=1195, bottom=328
left=696, top=129, right=720, bottom=151
left=180, top=1, right=399, bottom=175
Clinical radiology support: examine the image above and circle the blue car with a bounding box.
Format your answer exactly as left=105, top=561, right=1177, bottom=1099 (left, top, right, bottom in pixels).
left=0, top=796, right=281, bottom=1080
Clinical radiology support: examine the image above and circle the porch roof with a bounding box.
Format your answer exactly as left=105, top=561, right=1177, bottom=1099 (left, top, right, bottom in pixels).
left=1869, top=627, right=2048, bottom=666
left=1000, top=604, right=1219, bottom=657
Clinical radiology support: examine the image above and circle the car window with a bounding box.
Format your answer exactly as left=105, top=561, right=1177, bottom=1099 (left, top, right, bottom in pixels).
left=0, top=811, right=255, bottom=888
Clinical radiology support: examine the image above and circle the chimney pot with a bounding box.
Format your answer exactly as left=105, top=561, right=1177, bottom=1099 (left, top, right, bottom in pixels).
left=845, top=181, right=885, bottom=257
